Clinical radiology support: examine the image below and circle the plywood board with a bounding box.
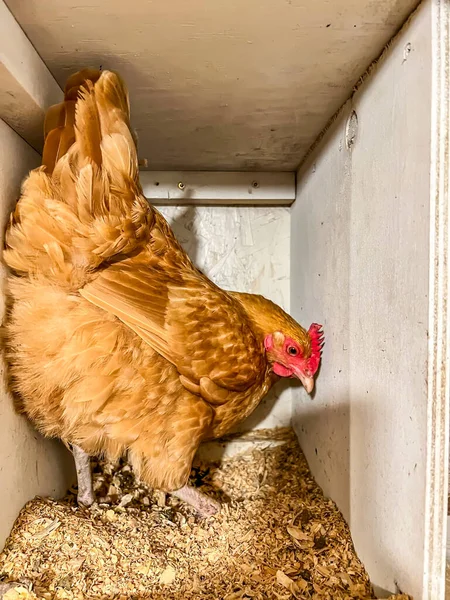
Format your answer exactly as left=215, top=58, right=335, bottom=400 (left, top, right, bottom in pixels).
left=0, top=1, right=62, bottom=151
left=5, top=0, right=419, bottom=171
left=0, top=119, right=74, bottom=549
left=291, top=3, right=438, bottom=597
left=140, top=171, right=295, bottom=205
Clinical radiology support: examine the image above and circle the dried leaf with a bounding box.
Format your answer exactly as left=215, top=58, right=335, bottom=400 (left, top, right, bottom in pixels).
left=287, top=525, right=311, bottom=541
left=316, top=564, right=332, bottom=578
left=276, top=570, right=300, bottom=595
left=31, top=519, right=61, bottom=539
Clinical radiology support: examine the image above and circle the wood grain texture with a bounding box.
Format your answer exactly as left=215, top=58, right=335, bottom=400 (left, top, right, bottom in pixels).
left=292, top=3, right=433, bottom=597
left=5, top=0, right=419, bottom=170
left=0, top=0, right=62, bottom=151
left=140, top=172, right=296, bottom=206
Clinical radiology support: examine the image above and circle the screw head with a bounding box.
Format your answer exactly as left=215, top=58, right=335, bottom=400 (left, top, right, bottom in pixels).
left=178, top=182, right=186, bottom=191
left=251, top=180, right=259, bottom=188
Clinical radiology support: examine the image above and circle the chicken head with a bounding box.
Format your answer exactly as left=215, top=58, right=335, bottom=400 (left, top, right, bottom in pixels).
left=263, top=324, right=324, bottom=393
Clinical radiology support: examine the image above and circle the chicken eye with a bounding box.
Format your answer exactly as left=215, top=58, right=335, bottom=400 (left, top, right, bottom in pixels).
left=288, top=346, right=298, bottom=356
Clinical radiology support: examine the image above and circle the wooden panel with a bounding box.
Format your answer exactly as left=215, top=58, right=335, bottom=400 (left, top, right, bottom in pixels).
left=0, top=119, right=74, bottom=548
left=348, top=5, right=431, bottom=594
left=291, top=102, right=353, bottom=526
left=5, top=0, right=419, bottom=170
left=292, top=3, right=440, bottom=598
left=423, top=0, right=450, bottom=596
left=0, top=1, right=62, bottom=151
left=140, top=171, right=295, bottom=205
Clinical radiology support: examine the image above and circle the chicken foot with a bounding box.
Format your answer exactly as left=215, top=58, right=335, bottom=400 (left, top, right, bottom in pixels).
left=71, top=444, right=95, bottom=507
left=69, top=444, right=218, bottom=516
left=171, top=485, right=220, bottom=517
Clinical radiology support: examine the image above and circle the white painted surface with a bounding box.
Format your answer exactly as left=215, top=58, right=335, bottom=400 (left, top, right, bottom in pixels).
left=0, top=119, right=73, bottom=549
left=423, top=1, right=450, bottom=597
left=0, top=0, right=62, bottom=151
left=292, top=101, right=353, bottom=519
left=140, top=171, right=295, bottom=206
left=159, top=205, right=292, bottom=433
left=292, top=3, right=440, bottom=598
left=4, top=0, right=418, bottom=171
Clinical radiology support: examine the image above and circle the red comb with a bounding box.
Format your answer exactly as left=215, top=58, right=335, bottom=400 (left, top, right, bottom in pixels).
left=307, top=323, right=324, bottom=375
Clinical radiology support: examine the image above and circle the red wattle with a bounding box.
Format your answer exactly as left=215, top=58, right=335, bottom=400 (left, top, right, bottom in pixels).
left=273, top=362, right=294, bottom=377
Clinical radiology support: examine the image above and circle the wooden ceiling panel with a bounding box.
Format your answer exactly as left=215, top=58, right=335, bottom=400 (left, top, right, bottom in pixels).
left=6, top=0, right=419, bottom=170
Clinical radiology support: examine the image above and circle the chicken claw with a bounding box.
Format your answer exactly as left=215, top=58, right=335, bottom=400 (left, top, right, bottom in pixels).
left=171, top=485, right=220, bottom=517
left=71, top=444, right=95, bottom=507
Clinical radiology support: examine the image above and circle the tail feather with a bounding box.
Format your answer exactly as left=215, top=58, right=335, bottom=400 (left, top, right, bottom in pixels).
left=101, top=130, right=138, bottom=187
left=42, top=101, right=76, bottom=174
left=95, top=70, right=130, bottom=121
left=44, top=103, right=65, bottom=140
left=95, top=71, right=139, bottom=152
left=64, top=68, right=102, bottom=100
left=4, top=67, right=153, bottom=287
left=42, top=68, right=135, bottom=179
left=75, top=162, right=109, bottom=225
left=75, top=83, right=103, bottom=168
left=42, top=69, right=103, bottom=173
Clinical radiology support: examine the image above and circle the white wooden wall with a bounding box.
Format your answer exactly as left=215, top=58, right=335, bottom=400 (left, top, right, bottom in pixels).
left=0, top=119, right=74, bottom=547
left=291, top=2, right=449, bottom=598
left=0, top=0, right=61, bottom=152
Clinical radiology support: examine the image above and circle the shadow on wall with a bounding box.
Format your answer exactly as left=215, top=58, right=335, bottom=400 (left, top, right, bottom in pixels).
left=293, top=394, right=408, bottom=598
left=293, top=398, right=351, bottom=521
left=236, top=378, right=294, bottom=432
left=165, top=205, right=200, bottom=267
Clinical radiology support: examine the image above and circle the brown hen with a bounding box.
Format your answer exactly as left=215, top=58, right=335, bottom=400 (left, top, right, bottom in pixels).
left=3, top=68, right=324, bottom=515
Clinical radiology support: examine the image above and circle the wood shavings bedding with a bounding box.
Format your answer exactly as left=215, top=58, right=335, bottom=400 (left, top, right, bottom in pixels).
left=0, top=429, right=411, bottom=600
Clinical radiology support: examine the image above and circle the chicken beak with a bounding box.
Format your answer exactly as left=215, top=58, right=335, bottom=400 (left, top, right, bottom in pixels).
left=297, top=373, right=315, bottom=394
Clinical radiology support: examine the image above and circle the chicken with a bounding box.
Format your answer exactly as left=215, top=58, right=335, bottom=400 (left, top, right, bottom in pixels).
left=3, top=68, right=324, bottom=516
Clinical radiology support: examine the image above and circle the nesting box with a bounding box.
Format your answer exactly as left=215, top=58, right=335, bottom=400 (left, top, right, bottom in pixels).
left=0, top=0, right=448, bottom=598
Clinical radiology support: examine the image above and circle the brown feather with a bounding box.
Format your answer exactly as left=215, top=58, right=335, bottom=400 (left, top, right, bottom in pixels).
left=41, top=128, right=63, bottom=174
left=74, top=84, right=103, bottom=168
left=41, top=101, right=76, bottom=174
left=64, top=68, right=102, bottom=100
left=44, top=103, right=65, bottom=140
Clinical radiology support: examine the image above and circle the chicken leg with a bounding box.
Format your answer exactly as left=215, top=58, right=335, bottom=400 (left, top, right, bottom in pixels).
left=71, top=444, right=95, bottom=507
left=70, top=444, right=218, bottom=516
left=171, top=485, right=220, bottom=517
